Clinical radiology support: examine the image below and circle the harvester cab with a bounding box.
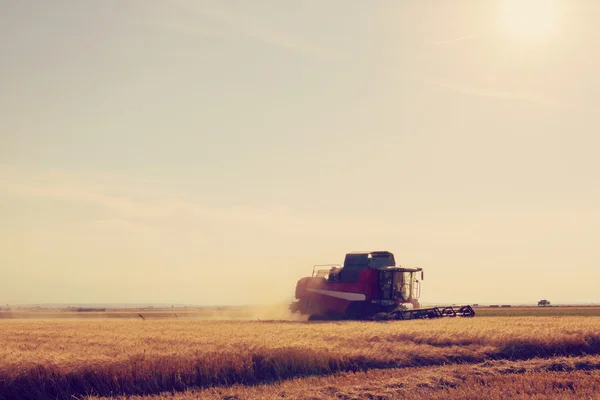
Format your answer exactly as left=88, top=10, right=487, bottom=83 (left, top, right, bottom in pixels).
left=290, top=250, right=474, bottom=321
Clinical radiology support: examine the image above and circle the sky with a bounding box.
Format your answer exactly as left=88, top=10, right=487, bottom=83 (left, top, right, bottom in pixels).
left=1, top=0, right=599, bottom=306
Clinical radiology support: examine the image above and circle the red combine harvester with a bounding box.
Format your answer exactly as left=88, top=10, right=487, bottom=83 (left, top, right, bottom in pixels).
left=290, top=250, right=475, bottom=321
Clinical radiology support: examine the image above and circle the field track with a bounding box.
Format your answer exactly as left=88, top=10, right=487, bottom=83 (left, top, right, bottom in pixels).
left=2, top=310, right=600, bottom=399
left=3, top=305, right=600, bottom=320
left=123, top=357, right=600, bottom=399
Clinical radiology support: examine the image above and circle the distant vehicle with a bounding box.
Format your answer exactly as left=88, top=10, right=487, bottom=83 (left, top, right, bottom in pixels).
left=290, top=250, right=475, bottom=321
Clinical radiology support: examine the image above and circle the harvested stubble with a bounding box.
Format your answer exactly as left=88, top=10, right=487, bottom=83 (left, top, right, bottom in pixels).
left=1, top=317, right=600, bottom=399
left=115, top=355, right=600, bottom=399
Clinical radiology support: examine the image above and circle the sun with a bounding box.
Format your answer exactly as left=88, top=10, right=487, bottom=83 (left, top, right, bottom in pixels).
left=502, top=0, right=559, bottom=37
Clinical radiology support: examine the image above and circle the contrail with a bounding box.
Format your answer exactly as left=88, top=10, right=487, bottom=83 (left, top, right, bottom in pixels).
left=434, top=35, right=478, bottom=45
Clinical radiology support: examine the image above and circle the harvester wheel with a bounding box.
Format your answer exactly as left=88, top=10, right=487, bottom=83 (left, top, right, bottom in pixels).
left=374, top=312, right=391, bottom=321
left=324, top=311, right=347, bottom=321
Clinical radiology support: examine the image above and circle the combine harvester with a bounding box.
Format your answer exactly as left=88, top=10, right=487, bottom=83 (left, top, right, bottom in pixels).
left=290, top=250, right=475, bottom=321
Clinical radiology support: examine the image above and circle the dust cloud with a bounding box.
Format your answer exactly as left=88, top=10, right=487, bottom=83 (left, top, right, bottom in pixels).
left=0, top=303, right=308, bottom=321
left=182, top=303, right=308, bottom=321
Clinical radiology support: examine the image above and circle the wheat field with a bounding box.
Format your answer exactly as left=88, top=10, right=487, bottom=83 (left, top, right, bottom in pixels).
left=2, top=312, right=600, bottom=399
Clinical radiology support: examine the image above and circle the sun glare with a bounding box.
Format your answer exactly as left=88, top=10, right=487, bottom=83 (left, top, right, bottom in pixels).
left=502, top=0, right=559, bottom=37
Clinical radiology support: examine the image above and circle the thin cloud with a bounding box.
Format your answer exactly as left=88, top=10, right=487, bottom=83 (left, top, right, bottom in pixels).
left=0, top=166, right=386, bottom=238
left=144, top=1, right=332, bottom=58
left=425, top=80, right=566, bottom=108
left=198, top=6, right=326, bottom=57
left=434, top=35, right=479, bottom=45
